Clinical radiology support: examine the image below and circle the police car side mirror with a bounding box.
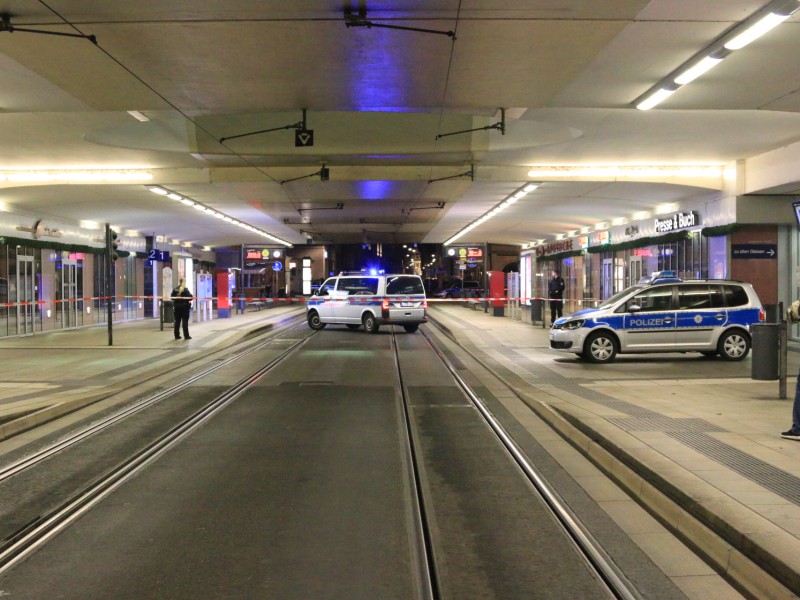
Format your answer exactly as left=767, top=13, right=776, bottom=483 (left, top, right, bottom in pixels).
left=627, top=303, right=642, bottom=312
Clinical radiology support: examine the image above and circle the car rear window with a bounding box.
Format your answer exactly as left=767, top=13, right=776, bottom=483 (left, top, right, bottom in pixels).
left=386, top=276, right=424, bottom=295
left=722, top=284, right=749, bottom=307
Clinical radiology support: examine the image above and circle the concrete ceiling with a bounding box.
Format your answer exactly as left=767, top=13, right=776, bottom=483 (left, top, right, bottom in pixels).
left=0, top=0, right=799, bottom=248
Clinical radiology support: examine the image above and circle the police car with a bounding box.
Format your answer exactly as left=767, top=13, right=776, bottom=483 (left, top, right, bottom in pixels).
left=549, top=271, right=765, bottom=363
left=307, top=272, right=427, bottom=333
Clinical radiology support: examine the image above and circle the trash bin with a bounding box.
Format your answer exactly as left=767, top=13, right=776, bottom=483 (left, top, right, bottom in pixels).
left=531, top=298, right=544, bottom=323
left=764, top=303, right=781, bottom=323
left=162, top=299, right=175, bottom=324
left=751, top=323, right=779, bottom=380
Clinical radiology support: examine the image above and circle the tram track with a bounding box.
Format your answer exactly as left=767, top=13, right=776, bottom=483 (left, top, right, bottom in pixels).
left=406, top=325, right=641, bottom=600
left=0, top=320, right=649, bottom=597
left=0, top=321, right=315, bottom=576
left=0, top=313, right=308, bottom=485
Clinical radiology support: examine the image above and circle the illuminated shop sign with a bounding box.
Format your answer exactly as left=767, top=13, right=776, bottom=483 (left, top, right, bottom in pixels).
left=578, top=236, right=589, bottom=249
left=536, top=239, right=574, bottom=256
left=457, top=247, right=484, bottom=259
left=596, top=231, right=610, bottom=245
left=654, top=211, right=699, bottom=233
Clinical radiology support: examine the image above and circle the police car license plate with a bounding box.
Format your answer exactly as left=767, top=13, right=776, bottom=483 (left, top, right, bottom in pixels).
left=401, top=302, right=413, bottom=307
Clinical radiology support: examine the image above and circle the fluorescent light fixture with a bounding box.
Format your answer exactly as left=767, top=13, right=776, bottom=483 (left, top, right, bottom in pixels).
left=674, top=56, right=724, bottom=85
left=634, top=0, right=799, bottom=110
left=444, top=182, right=540, bottom=245
left=145, top=185, right=292, bottom=247
left=527, top=164, right=724, bottom=178
left=724, top=12, right=789, bottom=50
left=612, top=217, right=627, bottom=226
left=146, top=186, right=169, bottom=196
left=0, top=169, right=152, bottom=183
left=127, top=110, right=150, bottom=122
left=636, top=88, right=676, bottom=110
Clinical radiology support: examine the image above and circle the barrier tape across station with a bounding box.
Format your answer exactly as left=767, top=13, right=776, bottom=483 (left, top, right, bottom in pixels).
left=1, top=295, right=595, bottom=308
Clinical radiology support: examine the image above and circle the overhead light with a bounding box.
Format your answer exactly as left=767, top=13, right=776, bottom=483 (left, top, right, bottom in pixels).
left=527, top=164, right=724, bottom=178
left=146, top=186, right=169, bottom=196
left=636, top=88, right=676, bottom=111
left=673, top=55, right=724, bottom=85
left=127, top=110, right=150, bottom=122
left=0, top=169, right=153, bottom=183
left=724, top=12, right=790, bottom=50
left=444, top=182, right=540, bottom=245
left=634, top=0, right=799, bottom=110
left=145, top=185, right=292, bottom=247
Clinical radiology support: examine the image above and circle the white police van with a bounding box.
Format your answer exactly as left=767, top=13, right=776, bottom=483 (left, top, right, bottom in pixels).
left=549, top=271, right=765, bottom=363
left=307, top=272, right=427, bottom=333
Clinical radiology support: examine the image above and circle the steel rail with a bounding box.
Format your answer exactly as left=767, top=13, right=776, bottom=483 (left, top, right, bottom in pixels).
left=419, top=325, right=642, bottom=600
left=389, top=330, right=438, bottom=600
left=0, top=314, right=307, bottom=484
left=0, top=330, right=314, bottom=576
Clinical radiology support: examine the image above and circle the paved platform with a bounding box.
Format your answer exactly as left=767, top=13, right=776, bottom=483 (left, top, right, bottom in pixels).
left=0, top=301, right=798, bottom=598
left=0, top=304, right=307, bottom=440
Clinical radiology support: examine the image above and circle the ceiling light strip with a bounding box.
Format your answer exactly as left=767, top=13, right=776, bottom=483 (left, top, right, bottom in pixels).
left=444, top=183, right=539, bottom=246
left=0, top=169, right=153, bottom=183
left=634, top=0, right=799, bottom=110
left=146, top=185, right=292, bottom=247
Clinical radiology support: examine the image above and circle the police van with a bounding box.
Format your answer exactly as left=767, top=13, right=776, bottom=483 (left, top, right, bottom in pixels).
left=549, top=271, right=765, bottom=363
left=307, top=272, right=427, bottom=333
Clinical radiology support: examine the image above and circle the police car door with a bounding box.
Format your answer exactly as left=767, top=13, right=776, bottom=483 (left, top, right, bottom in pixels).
left=314, top=278, right=339, bottom=322
left=675, top=284, right=724, bottom=348
left=620, top=285, right=677, bottom=351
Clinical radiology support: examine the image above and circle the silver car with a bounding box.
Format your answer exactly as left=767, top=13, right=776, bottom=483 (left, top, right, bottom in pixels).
left=549, top=272, right=765, bottom=363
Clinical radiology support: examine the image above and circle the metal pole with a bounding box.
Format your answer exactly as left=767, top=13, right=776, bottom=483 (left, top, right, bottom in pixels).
left=780, top=318, right=788, bottom=400
left=105, top=223, right=113, bottom=346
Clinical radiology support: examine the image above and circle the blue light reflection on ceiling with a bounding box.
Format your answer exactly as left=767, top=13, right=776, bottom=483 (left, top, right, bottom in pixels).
left=356, top=180, right=397, bottom=200
left=347, top=33, right=410, bottom=111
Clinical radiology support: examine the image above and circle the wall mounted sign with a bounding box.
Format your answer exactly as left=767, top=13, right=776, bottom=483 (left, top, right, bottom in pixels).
left=731, top=244, right=777, bottom=259
left=654, top=211, right=699, bottom=233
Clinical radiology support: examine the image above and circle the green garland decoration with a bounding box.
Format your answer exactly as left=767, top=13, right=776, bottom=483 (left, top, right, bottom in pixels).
left=0, top=234, right=130, bottom=257
left=586, top=230, right=690, bottom=254
left=535, top=249, right=584, bottom=263
left=701, top=223, right=740, bottom=237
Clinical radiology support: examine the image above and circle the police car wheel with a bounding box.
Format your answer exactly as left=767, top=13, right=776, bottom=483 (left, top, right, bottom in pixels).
left=307, top=311, right=326, bottom=330
left=363, top=314, right=380, bottom=334
left=718, top=330, right=750, bottom=361
left=585, top=331, right=618, bottom=363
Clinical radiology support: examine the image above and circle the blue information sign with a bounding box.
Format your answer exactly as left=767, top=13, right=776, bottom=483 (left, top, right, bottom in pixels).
left=272, top=261, right=283, bottom=271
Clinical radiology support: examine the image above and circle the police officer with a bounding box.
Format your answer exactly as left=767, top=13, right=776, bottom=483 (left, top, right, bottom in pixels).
left=548, top=270, right=565, bottom=324
left=171, top=278, right=193, bottom=340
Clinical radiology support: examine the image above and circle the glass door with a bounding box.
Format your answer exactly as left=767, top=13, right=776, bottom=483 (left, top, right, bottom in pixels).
left=601, top=258, right=613, bottom=300
left=629, top=256, right=643, bottom=286
left=61, top=259, right=78, bottom=329
left=17, top=255, right=35, bottom=336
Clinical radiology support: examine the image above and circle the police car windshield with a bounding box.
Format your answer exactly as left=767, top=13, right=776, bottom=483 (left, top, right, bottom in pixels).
left=597, top=286, right=644, bottom=309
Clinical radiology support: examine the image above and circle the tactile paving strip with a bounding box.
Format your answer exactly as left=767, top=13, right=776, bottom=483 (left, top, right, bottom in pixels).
left=607, top=417, right=726, bottom=434
left=669, top=431, right=800, bottom=505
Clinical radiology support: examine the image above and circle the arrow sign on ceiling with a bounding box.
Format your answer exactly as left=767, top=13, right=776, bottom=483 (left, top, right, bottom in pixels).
left=295, top=129, right=314, bottom=147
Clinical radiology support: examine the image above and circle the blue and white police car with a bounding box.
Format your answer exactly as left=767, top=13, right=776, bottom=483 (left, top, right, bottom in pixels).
left=549, top=271, right=765, bottom=363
